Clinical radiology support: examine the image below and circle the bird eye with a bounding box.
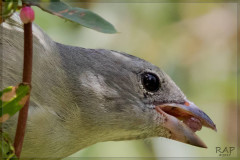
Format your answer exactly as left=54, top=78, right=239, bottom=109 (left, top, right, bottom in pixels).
left=141, top=72, right=160, bottom=92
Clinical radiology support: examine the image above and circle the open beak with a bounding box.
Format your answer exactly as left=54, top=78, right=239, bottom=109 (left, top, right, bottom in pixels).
left=155, top=100, right=216, bottom=148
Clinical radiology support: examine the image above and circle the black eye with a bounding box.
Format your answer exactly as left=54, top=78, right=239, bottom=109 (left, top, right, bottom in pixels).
left=141, top=72, right=160, bottom=92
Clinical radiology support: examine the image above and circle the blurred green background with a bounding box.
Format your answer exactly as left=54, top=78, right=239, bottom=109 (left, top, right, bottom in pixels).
left=32, top=1, right=237, bottom=159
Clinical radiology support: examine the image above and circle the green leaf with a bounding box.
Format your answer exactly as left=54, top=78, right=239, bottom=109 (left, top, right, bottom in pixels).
left=24, top=0, right=117, bottom=34
left=1, top=0, right=19, bottom=20
left=0, top=83, right=31, bottom=123
left=0, top=132, right=17, bottom=159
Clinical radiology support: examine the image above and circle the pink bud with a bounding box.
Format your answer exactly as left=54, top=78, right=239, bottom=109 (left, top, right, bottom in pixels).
left=20, top=6, right=35, bottom=24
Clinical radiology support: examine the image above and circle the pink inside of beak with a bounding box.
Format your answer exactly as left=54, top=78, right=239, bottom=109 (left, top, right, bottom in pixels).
left=156, top=104, right=203, bottom=133
left=183, top=117, right=202, bottom=132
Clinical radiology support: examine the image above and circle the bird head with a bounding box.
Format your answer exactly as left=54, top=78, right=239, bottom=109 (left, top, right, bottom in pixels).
left=58, top=46, right=216, bottom=148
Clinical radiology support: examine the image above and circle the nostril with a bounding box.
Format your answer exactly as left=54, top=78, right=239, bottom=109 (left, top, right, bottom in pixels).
left=184, top=101, right=190, bottom=106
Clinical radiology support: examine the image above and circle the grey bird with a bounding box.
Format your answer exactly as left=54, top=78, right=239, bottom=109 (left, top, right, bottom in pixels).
left=0, top=14, right=216, bottom=159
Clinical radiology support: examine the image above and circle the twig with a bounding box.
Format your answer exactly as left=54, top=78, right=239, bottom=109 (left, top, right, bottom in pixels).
left=0, top=0, right=2, bottom=24
left=13, top=22, right=33, bottom=158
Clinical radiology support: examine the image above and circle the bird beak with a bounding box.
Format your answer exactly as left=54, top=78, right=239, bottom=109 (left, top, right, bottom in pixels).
left=155, top=100, right=216, bottom=148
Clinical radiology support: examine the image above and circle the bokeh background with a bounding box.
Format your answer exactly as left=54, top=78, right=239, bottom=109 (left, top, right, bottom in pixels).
left=32, top=1, right=237, bottom=159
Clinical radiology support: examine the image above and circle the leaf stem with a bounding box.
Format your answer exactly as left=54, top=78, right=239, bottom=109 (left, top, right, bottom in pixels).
left=13, top=22, right=33, bottom=158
